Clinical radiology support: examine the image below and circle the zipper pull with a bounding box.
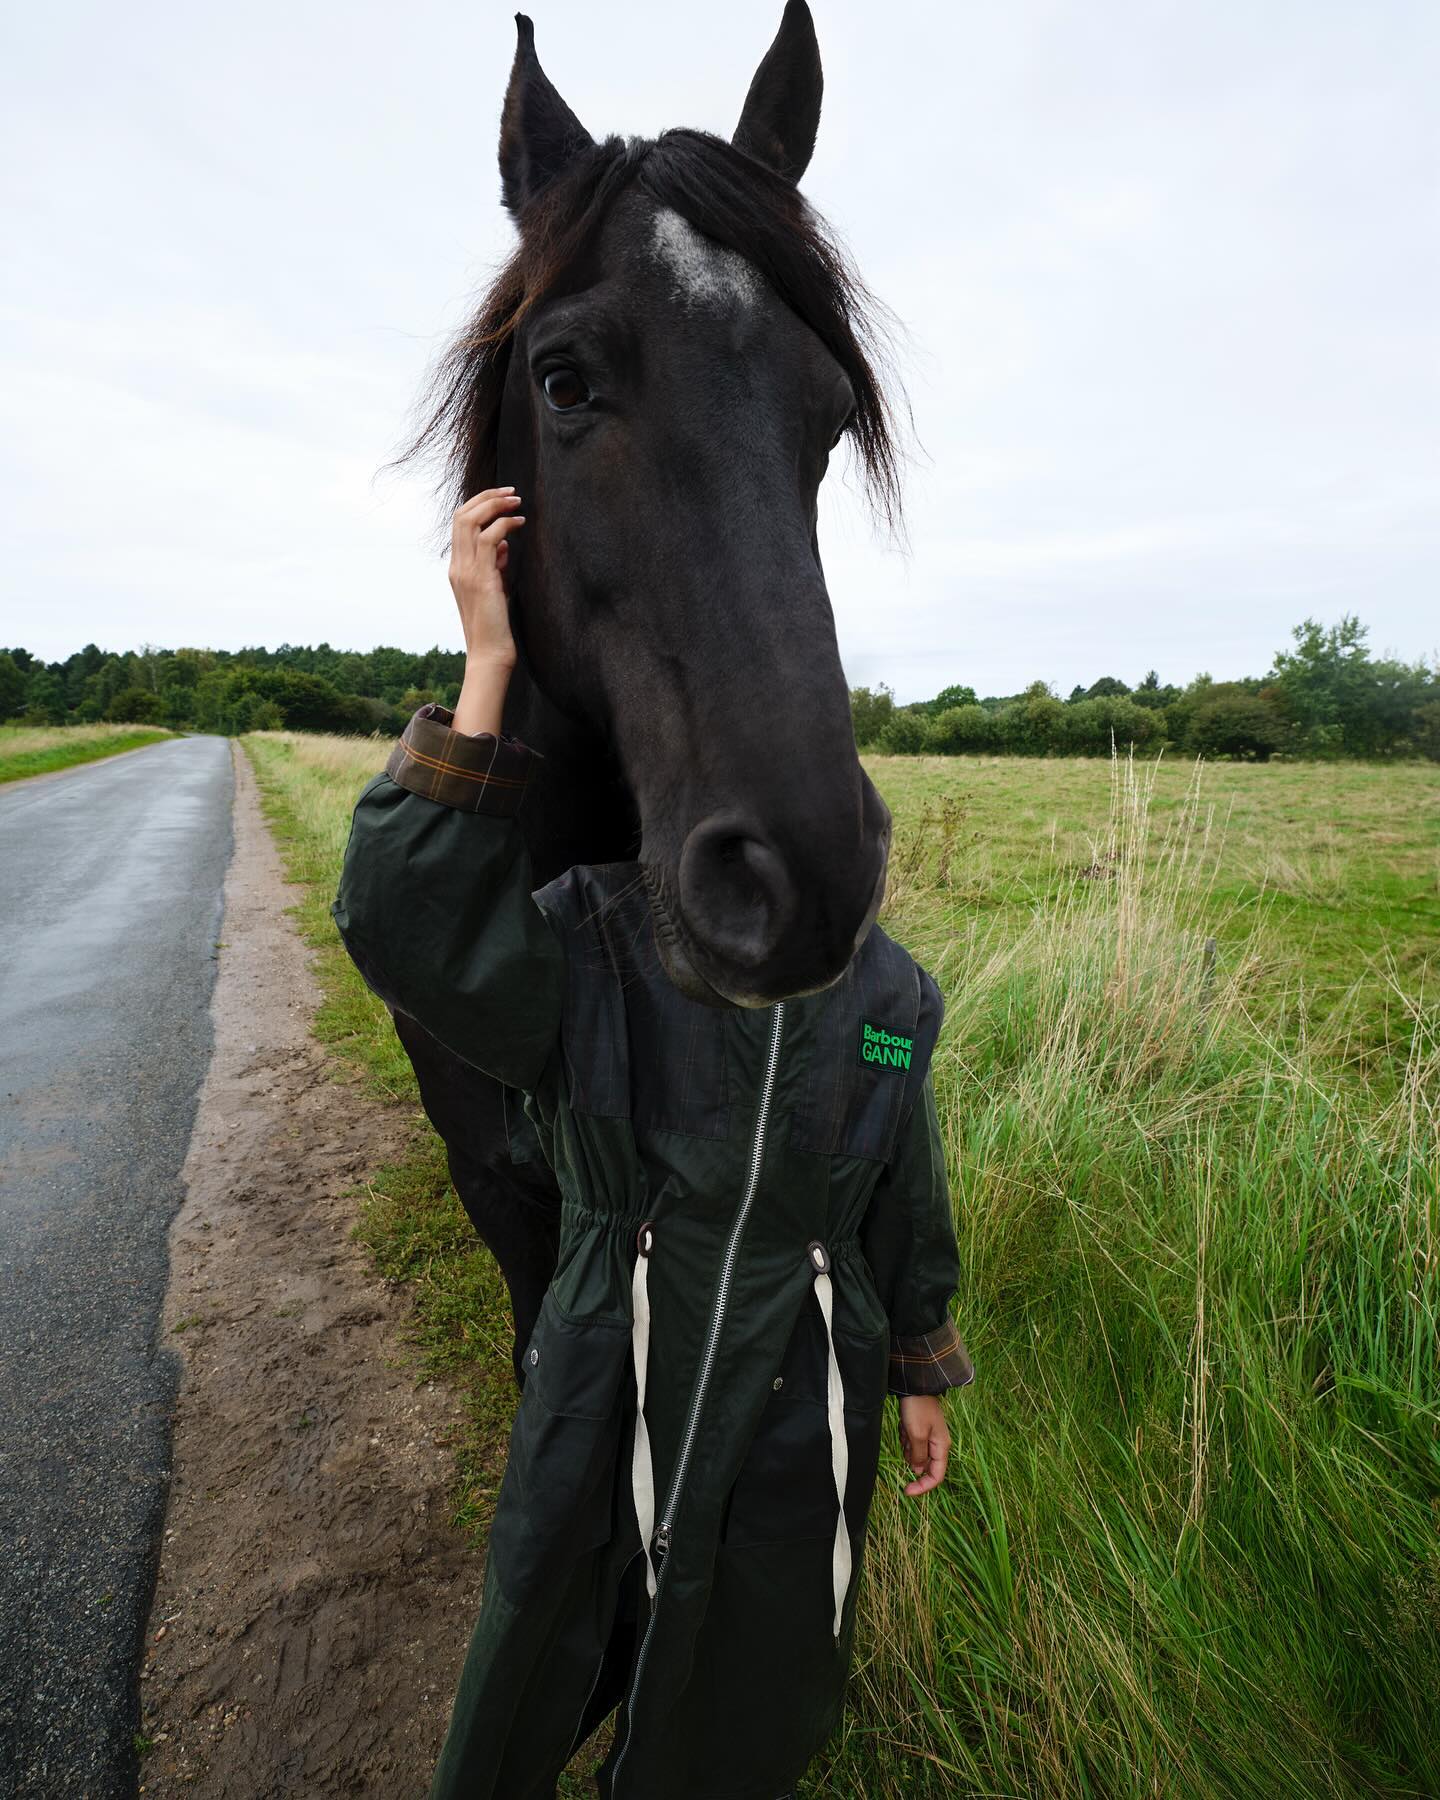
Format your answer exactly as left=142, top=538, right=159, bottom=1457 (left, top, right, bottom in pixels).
left=654, top=1520, right=672, bottom=1566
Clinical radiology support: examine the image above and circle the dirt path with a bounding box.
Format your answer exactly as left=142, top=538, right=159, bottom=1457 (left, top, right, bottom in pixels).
left=138, top=746, right=482, bottom=1797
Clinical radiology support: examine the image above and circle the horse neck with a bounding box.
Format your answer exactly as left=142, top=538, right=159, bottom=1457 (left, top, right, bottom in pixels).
left=502, top=657, right=637, bottom=885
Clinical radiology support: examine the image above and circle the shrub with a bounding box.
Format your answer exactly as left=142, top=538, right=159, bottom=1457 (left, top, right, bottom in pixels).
left=995, top=685, right=1066, bottom=755
left=1060, top=697, right=1162, bottom=756
left=930, top=704, right=997, bottom=754
left=105, top=686, right=164, bottom=724
left=1187, top=692, right=1286, bottom=761
left=879, top=709, right=936, bottom=754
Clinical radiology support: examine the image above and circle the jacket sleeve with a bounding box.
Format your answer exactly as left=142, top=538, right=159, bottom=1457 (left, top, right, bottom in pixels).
left=329, top=703, right=563, bottom=1093
left=860, top=979, right=974, bottom=1397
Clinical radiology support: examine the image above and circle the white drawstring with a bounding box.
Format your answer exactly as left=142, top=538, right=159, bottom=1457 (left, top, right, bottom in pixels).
left=631, top=1222, right=658, bottom=1602
left=808, top=1242, right=851, bottom=1640
left=633, top=1227, right=852, bottom=1637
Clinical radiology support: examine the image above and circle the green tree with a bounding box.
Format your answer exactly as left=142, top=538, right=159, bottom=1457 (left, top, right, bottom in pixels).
left=0, top=653, right=25, bottom=720
left=849, top=685, right=895, bottom=747
left=106, top=686, right=165, bottom=724
left=23, top=670, right=67, bottom=724
left=915, top=682, right=979, bottom=717
left=1269, top=615, right=1376, bottom=755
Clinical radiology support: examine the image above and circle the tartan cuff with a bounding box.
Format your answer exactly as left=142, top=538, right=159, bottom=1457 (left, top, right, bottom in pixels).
left=888, top=1317, right=974, bottom=1396
left=384, top=704, right=537, bottom=816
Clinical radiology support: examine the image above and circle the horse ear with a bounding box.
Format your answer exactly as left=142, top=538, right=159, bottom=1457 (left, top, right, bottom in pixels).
left=499, top=13, right=595, bottom=217
left=731, top=0, right=823, bottom=184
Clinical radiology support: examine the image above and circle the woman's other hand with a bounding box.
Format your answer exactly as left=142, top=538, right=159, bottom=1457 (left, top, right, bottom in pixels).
left=897, top=1393, right=950, bottom=1497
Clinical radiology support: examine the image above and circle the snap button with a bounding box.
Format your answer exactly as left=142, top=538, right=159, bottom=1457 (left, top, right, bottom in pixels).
left=772, top=1376, right=784, bottom=1392
left=528, top=1347, right=539, bottom=1367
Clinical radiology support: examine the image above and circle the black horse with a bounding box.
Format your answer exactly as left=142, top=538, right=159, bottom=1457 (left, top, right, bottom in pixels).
left=394, top=1, right=907, bottom=1380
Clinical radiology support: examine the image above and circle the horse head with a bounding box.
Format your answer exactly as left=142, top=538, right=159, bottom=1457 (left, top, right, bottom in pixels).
left=415, top=3, right=902, bottom=1009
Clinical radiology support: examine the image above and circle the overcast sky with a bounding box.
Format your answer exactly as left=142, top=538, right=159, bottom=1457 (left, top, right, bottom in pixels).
left=2, top=0, right=1436, bottom=701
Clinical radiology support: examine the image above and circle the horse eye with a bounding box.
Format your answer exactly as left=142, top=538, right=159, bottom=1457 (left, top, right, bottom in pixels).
left=543, top=367, right=590, bottom=411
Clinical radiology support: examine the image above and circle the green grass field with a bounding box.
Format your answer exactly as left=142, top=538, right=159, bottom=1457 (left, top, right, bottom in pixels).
left=0, top=721, right=174, bottom=784
left=244, top=732, right=1439, bottom=1799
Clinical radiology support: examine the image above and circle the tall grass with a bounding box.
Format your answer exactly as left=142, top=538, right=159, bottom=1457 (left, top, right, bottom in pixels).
left=828, top=753, right=1440, bottom=1797
left=244, top=731, right=1439, bottom=1798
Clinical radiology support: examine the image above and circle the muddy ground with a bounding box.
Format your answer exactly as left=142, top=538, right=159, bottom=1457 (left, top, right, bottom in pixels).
left=138, top=747, right=484, bottom=1797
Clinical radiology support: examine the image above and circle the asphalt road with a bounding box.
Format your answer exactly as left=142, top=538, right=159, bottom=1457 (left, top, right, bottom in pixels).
left=0, top=737, right=233, bottom=1799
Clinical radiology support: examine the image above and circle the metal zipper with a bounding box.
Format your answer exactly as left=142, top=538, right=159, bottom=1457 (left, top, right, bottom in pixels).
left=610, top=1000, right=786, bottom=1793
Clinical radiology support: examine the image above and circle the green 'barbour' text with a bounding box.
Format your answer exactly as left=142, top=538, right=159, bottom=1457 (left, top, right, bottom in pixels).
left=858, top=1019, right=912, bottom=1071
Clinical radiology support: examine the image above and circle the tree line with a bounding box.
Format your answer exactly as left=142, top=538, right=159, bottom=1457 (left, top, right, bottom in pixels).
left=851, top=617, right=1439, bottom=761
left=1, top=614, right=1435, bottom=760
left=0, top=642, right=463, bottom=738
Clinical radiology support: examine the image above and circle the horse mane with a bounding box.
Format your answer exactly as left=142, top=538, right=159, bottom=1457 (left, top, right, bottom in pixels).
left=399, top=128, right=908, bottom=537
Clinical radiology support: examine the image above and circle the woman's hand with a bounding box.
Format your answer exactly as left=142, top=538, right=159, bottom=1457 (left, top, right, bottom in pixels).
left=897, top=1394, right=950, bottom=1497
left=450, top=486, right=526, bottom=667
left=449, top=487, right=526, bottom=736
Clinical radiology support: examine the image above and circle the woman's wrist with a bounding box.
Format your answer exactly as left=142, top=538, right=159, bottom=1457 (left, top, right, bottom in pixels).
left=452, top=655, right=513, bottom=737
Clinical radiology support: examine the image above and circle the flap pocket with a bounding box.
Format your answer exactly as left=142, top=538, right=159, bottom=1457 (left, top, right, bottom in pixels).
left=721, top=1313, right=889, bottom=1549
left=521, top=1295, right=631, bottom=1419
left=489, top=1296, right=632, bottom=1599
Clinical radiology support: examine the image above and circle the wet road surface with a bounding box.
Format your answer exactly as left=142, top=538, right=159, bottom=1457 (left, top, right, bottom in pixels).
left=0, top=737, right=233, bottom=1798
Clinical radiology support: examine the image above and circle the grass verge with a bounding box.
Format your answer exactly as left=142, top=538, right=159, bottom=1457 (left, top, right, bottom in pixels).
left=241, top=733, right=520, bottom=1537
left=243, top=730, right=1440, bottom=1799
left=0, top=722, right=174, bottom=783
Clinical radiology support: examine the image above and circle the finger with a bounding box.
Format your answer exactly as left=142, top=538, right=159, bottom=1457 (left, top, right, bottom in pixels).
left=902, top=1428, right=949, bottom=1497
left=453, top=492, right=522, bottom=539
left=456, top=486, right=517, bottom=514
left=477, top=512, right=527, bottom=543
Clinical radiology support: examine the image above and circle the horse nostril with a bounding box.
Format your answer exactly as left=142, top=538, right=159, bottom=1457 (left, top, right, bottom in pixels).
left=677, top=816, right=797, bottom=974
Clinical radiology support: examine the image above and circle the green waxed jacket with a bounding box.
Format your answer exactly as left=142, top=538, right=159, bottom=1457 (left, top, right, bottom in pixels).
left=332, top=706, right=972, bottom=1800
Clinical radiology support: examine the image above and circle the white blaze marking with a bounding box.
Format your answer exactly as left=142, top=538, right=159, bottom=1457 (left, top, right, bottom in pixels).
left=650, top=206, right=759, bottom=311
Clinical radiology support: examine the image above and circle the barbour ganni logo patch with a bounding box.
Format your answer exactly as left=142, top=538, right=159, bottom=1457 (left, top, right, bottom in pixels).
left=858, top=1019, right=913, bottom=1071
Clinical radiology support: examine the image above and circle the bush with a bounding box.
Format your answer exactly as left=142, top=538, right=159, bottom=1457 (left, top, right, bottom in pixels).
left=930, top=704, right=997, bottom=754
left=1187, top=692, right=1286, bottom=761
left=879, top=709, right=936, bottom=754
left=105, top=687, right=164, bottom=724
left=1411, top=699, right=1440, bottom=762
left=1060, top=697, right=1162, bottom=756
left=995, top=685, right=1067, bottom=755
